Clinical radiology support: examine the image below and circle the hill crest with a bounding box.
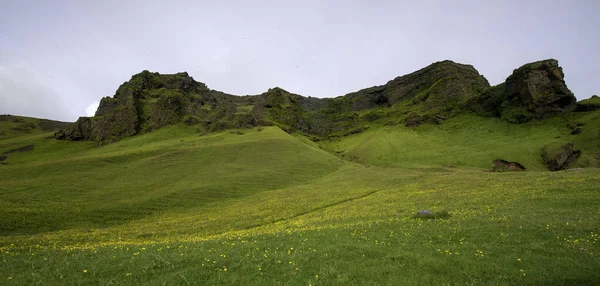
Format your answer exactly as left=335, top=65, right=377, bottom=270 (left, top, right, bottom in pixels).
left=54, top=59, right=576, bottom=143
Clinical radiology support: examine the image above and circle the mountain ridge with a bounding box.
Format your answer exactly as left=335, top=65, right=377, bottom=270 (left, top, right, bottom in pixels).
left=54, top=59, right=577, bottom=144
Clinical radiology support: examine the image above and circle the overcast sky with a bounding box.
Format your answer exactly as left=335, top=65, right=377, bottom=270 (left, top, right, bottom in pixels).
left=1, top=0, right=599, bottom=122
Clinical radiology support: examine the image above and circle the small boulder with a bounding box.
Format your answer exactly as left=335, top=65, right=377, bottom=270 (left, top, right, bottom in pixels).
left=417, top=210, right=433, bottom=217
left=415, top=210, right=451, bottom=219
left=0, top=155, right=7, bottom=162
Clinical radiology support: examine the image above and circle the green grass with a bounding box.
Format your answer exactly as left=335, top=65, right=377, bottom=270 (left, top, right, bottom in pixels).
left=1, top=113, right=599, bottom=285
left=320, top=113, right=600, bottom=170
left=578, top=96, right=600, bottom=105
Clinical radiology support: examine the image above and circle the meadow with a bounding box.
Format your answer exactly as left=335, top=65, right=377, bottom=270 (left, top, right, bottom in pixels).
left=0, top=114, right=599, bottom=285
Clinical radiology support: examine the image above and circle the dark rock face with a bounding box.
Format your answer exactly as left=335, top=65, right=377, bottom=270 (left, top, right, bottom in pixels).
left=492, top=159, right=525, bottom=172
left=148, top=93, right=189, bottom=129
left=57, top=102, right=139, bottom=143
left=542, top=143, right=581, bottom=171
left=56, top=71, right=215, bottom=143
left=345, top=60, right=490, bottom=112
left=54, top=58, right=580, bottom=144
left=476, top=59, right=576, bottom=123
left=55, top=117, right=94, bottom=141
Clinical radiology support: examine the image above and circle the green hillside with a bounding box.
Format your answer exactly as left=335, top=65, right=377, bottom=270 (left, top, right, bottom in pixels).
left=321, top=112, right=600, bottom=170
left=1, top=58, right=600, bottom=284
left=0, top=123, right=343, bottom=237
left=1, top=113, right=600, bottom=284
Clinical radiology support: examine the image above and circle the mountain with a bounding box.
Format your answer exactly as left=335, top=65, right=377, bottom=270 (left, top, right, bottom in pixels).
left=2, top=60, right=600, bottom=285
left=54, top=59, right=577, bottom=144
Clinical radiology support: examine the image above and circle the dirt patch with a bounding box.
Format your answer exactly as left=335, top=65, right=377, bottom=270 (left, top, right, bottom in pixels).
left=4, top=145, right=35, bottom=154
left=492, top=159, right=525, bottom=172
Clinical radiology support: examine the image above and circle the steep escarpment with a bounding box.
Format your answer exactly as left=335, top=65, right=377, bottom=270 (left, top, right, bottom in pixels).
left=336, top=60, right=490, bottom=112
left=55, top=59, right=585, bottom=144
left=474, top=59, right=576, bottom=123
left=55, top=71, right=225, bottom=143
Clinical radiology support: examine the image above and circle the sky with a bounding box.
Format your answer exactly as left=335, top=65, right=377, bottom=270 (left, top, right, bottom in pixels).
left=1, top=0, right=599, bottom=122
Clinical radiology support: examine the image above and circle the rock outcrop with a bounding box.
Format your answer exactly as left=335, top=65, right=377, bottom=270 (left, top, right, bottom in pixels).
left=492, top=159, right=525, bottom=172
left=55, top=71, right=219, bottom=143
left=476, top=59, right=576, bottom=123
left=343, top=60, right=490, bottom=112
left=542, top=143, right=581, bottom=171
left=55, top=59, right=584, bottom=144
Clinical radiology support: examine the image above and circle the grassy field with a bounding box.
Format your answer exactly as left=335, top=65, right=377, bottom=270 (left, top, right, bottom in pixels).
left=1, top=113, right=599, bottom=285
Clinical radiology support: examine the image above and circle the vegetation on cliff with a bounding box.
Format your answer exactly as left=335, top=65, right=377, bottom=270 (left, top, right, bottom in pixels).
left=55, top=59, right=578, bottom=145
left=1, top=59, right=599, bottom=284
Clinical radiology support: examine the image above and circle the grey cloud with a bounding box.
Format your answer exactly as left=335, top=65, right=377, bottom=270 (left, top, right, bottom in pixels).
left=0, top=60, right=73, bottom=121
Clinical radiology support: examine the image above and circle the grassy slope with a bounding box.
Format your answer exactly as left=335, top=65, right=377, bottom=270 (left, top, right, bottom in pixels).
left=322, top=112, right=600, bottom=170
left=0, top=124, right=343, bottom=237
left=1, top=114, right=599, bottom=285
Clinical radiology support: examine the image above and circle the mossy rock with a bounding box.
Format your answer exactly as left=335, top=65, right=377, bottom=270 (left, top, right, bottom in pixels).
left=541, top=142, right=581, bottom=171
left=476, top=59, right=576, bottom=123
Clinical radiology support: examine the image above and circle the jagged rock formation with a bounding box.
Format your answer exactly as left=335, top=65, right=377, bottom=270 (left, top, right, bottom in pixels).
left=56, top=71, right=221, bottom=143
left=340, top=60, right=490, bottom=112
left=475, top=59, right=576, bottom=123
left=55, top=59, right=583, bottom=144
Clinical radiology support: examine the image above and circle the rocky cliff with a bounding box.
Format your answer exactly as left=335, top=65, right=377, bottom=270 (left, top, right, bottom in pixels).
left=55, top=59, right=580, bottom=143
left=474, top=59, right=576, bottom=123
